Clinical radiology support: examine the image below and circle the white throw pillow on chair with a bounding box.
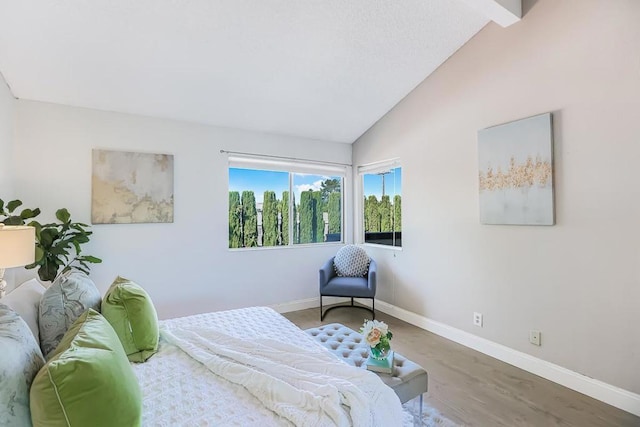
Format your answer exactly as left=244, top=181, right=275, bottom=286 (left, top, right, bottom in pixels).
left=333, top=245, right=370, bottom=277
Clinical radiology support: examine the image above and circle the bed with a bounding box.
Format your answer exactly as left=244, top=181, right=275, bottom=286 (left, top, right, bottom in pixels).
left=1, top=275, right=408, bottom=427
left=134, top=306, right=406, bottom=426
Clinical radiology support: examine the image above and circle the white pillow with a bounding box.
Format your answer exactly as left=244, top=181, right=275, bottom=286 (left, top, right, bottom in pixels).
left=333, top=245, right=370, bottom=277
left=1, top=278, right=46, bottom=342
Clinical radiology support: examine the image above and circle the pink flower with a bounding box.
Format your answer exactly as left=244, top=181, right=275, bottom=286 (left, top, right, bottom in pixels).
left=367, top=328, right=382, bottom=346
left=360, top=319, right=392, bottom=348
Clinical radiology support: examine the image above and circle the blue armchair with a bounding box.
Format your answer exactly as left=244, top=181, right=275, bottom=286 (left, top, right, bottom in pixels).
left=319, top=255, right=377, bottom=321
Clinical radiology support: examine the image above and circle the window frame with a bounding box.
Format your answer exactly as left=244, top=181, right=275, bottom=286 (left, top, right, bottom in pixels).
left=357, top=158, right=402, bottom=249
left=228, top=154, right=350, bottom=250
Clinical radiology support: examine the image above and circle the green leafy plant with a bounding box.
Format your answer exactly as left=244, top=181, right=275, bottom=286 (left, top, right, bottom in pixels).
left=241, top=191, right=258, bottom=247
left=26, top=208, right=102, bottom=282
left=262, top=191, right=278, bottom=246
left=0, top=198, right=41, bottom=225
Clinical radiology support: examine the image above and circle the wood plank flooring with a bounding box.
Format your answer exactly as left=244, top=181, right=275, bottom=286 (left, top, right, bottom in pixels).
left=283, top=306, right=640, bottom=427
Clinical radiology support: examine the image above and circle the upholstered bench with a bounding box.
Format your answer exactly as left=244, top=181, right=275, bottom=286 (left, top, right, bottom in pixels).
left=305, top=323, right=429, bottom=408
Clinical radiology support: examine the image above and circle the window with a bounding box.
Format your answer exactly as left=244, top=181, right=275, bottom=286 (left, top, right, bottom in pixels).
left=228, top=155, right=346, bottom=248
left=359, top=160, right=401, bottom=247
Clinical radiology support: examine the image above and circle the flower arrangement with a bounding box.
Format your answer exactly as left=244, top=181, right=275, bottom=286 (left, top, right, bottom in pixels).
left=360, top=319, right=393, bottom=360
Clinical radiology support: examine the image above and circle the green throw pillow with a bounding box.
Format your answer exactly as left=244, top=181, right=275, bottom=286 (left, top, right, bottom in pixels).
left=101, top=276, right=159, bottom=362
left=30, top=309, right=142, bottom=427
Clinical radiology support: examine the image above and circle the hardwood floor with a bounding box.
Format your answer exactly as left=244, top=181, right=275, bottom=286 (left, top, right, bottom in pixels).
left=283, top=306, right=640, bottom=427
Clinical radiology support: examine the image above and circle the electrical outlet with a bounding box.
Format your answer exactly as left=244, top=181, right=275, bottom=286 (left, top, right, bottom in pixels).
left=529, top=330, right=541, bottom=346
left=473, top=312, right=483, bottom=327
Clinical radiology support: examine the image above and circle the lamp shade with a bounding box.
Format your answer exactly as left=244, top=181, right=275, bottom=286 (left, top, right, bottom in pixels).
left=0, top=225, right=36, bottom=268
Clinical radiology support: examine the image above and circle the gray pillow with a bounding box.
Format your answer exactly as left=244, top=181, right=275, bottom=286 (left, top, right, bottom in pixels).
left=333, top=245, right=370, bottom=277
left=38, top=271, right=101, bottom=359
left=0, top=303, right=45, bottom=427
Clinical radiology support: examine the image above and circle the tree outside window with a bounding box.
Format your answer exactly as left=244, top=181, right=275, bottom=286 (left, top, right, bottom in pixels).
left=362, top=166, right=401, bottom=247
left=228, top=167, right=343, bottom=248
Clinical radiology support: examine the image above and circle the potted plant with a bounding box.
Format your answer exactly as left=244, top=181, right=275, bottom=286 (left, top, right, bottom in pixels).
left=26, top=208, right=102, bottom=283
left=0, top=198, right=41, bottom=225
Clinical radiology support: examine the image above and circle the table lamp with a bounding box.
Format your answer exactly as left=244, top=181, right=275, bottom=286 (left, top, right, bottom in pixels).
left=0, top=224, right=36, bottom=298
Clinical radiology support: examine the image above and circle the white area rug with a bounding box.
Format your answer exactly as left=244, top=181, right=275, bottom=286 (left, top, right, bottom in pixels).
left=402, top=401, right=460, bottom=427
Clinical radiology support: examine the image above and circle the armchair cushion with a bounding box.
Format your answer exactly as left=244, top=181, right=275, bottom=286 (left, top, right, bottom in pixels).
left=321, top=277, right=374, bottom=298
left=333, top=245, right=370, bottom=277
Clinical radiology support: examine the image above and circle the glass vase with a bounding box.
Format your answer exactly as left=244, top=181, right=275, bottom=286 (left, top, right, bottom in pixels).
left=370, top=343, right=391, bottom=360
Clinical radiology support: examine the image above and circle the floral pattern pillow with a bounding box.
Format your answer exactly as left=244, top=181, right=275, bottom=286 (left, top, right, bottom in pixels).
left=39, top=271, right=101, bottom=359
left=0, top=303, right=45, bottom=427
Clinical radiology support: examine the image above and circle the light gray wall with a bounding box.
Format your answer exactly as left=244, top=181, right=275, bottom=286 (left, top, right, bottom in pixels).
left=0, top=72, right=16, bottom=289
left=12, top=100, right=351, bottom=319
left=353, top=0, right=640, bottom=394
left=0, top=72, right=14, bottom=197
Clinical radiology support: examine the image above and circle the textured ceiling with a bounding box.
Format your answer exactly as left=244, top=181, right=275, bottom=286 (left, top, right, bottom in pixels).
left=0, top=1, right=491, bottom=143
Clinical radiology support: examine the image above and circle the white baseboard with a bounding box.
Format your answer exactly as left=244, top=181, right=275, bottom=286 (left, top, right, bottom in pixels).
left=374, top=300, right=640, bottom=418
left=272, top=296, right=640, bottom=417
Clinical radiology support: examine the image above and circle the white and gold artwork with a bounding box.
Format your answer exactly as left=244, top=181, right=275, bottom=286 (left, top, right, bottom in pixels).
left=92, top=149, right=174, bottom=224
left=478, top=113, right=554, bottom=225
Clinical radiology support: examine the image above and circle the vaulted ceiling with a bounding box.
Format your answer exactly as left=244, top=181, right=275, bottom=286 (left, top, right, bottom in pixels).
left=0, top=1, right=520, bottom=143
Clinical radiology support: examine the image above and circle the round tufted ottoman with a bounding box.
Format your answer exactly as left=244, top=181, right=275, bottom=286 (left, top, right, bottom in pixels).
left=305, top=323, right=428, bottom=405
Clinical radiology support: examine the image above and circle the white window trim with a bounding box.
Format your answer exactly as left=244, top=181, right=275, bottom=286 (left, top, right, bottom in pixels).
left=357, top=158, right=401, bottom=174
left=228, top=154, right=348, bottom=176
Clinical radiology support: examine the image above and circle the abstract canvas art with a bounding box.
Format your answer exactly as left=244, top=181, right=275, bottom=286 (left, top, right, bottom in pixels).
left=478, top=113, right=554, bottom=225
left=92, top=149, right=174, bottom=224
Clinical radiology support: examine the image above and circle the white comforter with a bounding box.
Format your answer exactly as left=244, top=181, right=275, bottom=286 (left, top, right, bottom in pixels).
left=132, top=307, right=404, bottom=426
left=163, top=325, right=402, bottom=427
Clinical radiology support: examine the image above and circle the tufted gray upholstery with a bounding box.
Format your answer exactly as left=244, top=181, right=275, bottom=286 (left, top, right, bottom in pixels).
left=305, top=323, right=428, bottom=404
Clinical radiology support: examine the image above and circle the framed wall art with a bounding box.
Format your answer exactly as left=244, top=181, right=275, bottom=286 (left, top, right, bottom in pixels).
left=92, top=149, right=174, bottom=224
left=478, top=113, right=554, bottom=225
